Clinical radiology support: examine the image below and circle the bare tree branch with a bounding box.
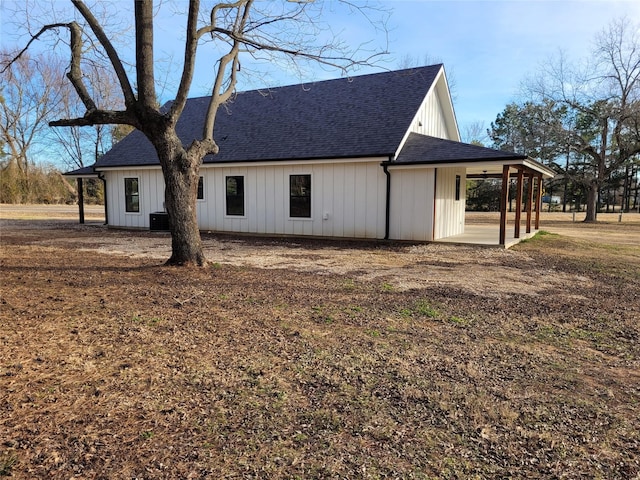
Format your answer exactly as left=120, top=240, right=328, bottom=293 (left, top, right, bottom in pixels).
left=71, top=0, right=136, bottom=107
left=67, top=21, right=98, bottom=113
left=134, top=0, right=156, bottom=109
left=49, top=110, right=134, bottom=127
left=168, top=0, right=206, bottom=123
left=202, top=0, right=252, bottom=139
left=0, top=23, right=70, bottom=74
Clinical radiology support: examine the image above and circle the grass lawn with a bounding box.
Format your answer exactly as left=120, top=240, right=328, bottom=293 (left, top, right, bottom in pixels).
left=1, top=209, right=639, bottom=479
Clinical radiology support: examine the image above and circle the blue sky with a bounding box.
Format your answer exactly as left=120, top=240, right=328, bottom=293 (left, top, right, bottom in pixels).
left=3, top=0, right=640, bottom=142
left=159, top=1, right=640, bottom=140
left=380, top=1, right=640, bottom=137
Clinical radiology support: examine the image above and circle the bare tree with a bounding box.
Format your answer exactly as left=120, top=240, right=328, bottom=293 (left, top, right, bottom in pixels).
left=528, top=18, right=640, bottom=222
left=0, top=50, right=67, bottom=202
left=463, top=121, right=488, bottom=146
left=6, top=0, right=388, bottom=265
left=52, top=63, right=123, bottom=170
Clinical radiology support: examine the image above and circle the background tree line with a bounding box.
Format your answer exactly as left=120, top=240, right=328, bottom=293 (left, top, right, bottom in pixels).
left=0, top=47, right=131, bottom=204
left=467, top=18, right=640, bottom=221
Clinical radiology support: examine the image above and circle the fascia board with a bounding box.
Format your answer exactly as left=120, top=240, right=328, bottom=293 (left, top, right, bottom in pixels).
left=436, top=67, right=461, bottom=142
left=387, top=157, right=556, bottom=178
left=95, top=156, right=389, bottom=172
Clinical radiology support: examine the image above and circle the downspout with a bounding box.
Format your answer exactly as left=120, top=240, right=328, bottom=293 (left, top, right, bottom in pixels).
left=98, top=172, right=108, bottom=225
left=381, top=156, right=393, bottom=240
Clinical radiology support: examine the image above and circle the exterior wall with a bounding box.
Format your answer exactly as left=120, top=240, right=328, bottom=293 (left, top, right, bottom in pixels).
left=410, top=89, right=451, bottom=140
left=103, top=163, right=468, bottom=242
left=104, top=168, right=165, bottom=229
left=104, top=160, right=387, bottom=239
left=434, top=167, right=466, bottom=239
left=388, top=167, right=436, bottom=241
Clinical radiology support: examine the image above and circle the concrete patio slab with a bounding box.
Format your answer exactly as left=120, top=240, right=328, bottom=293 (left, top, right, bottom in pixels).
left=436, top=224, right=538, bottom=248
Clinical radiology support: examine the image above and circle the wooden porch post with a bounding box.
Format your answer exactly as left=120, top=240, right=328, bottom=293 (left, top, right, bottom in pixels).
left=514, top=168, right=524, bottom=238
left=535, top=174, right=543, bottom=230
left=526, top=170, right=534, bottom=233
left=77, top=178, right=85, bottom=225
left=499, top=165, right=510, bottom=245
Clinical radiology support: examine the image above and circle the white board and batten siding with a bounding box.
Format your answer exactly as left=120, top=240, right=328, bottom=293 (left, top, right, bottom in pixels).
left=104, top=168, right=165, bottom=229
left=197, top=160, right=386, bottom=238
left=434, top=167, right=466, bottom=240
left=402, top=69, right=459, bottom=145
left=104, top=159, right=387, bottom=239
left=410, top=88, right=451, bottom=139
left=387, top=165, right=466, bottom=241
left=388, top=167, right=436, bottom=241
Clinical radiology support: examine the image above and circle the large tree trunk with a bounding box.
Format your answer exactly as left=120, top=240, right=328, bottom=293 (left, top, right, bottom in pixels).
left=584, top=180, right=598, bottom=222
left=164, top=167, right=205, bottom=266
left=154, top=132, right=206, bottom=267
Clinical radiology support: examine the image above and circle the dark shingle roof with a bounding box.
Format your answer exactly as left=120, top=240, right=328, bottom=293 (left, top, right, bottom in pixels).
left=63, top=164, right=98, bottom=176
left=395, top=133, right=527, bottom=164
left=95, top=65, right=442, bottom=168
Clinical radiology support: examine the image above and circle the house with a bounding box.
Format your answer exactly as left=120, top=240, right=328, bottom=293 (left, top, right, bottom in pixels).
left=66, top=64, right=555, bottom=246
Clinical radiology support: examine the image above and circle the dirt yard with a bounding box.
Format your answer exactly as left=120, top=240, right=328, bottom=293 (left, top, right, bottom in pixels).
left=1, top=205, right=639, bottom=478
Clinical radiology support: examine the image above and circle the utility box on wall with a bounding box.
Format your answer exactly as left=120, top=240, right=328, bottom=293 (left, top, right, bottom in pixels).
left=150, top=212, right=170, bottom=231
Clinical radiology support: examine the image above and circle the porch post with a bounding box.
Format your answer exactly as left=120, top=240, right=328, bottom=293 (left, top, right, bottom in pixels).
left=526, top=170, right=534, bottom=233
left=514, top=168, right=524, bottom=238
left=77, top=178, right=85, bottom=225
left=535, top=173, right=543, bottom=230
left=499, top=165, right=510, bottom=245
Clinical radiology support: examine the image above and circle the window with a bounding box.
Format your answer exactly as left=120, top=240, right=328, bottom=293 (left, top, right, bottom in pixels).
left=124, top=177, right=139, bottom=213
left=290, top=174, right=311, bottom=218
left=225, top=176, right=244, bottom=216
left=455, top=175, right=461, bottom=201
left=197, top=176, right=204, bottom=200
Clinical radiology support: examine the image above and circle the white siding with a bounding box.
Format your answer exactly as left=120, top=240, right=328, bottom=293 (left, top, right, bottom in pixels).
left=388, top=167, right=435, bottom=241
left=103, top=162, right=467, bottom=242
left=410, top=90, right=451, bottom=139
left=106, top=160, right=387, bottom=239
left=394, top=68, right=460, bottom=159
left=104, top=168, right=164, bottom=229
left=434, top=167, right=466, bottom=239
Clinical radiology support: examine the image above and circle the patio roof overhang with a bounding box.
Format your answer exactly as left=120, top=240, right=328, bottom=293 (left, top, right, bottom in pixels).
left=392, top=133, right=556, bottom=179
left=63, top=164, right=100, bottom=179
left=387, top=156, right=556, bottom=179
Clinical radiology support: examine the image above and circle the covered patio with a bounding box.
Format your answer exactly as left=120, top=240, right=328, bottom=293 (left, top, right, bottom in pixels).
left=437, top=214, right=539, bottom=248
left=395, top=135, right=556, bottom=248
left=459, top=160, right=555, bottom=247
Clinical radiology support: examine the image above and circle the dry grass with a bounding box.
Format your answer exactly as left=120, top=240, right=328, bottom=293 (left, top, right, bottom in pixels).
left=1, top=209, right=639, bottom=479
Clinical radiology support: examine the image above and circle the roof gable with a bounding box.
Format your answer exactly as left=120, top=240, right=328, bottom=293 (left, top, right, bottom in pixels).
left=95, top=65, right=443, bottom=168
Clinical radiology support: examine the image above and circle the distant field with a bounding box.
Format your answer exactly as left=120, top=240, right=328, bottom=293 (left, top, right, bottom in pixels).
left=0, top=203, right=105, bottom=221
